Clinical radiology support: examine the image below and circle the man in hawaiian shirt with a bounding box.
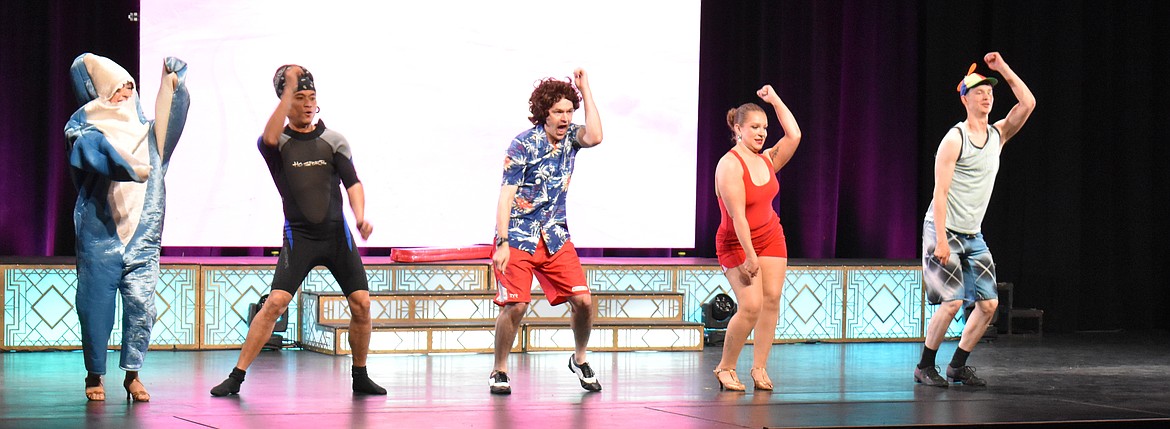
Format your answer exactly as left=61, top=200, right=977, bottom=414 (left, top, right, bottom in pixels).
left=488, top=69, right=604, bottom=395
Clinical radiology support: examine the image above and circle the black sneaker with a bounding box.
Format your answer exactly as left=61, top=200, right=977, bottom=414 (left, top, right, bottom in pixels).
left=568, top=356, right=602, bottom=392
left=913, top=365, right=949, bottom=388
left=946, top=365, right=987, bottom=386
left=489, top=370, right=511, bottom=395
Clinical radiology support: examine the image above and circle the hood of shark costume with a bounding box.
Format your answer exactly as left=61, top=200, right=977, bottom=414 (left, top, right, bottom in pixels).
left=65, top=53, right=190, bottom=249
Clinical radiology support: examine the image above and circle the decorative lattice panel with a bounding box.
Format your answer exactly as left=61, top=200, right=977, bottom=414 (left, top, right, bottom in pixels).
left=586, top=267, right=675, bottom=292
left=201, top=266, right=283, bottom=347
left=297, top=292, right=334, bottom=354
left=524, top=325, right=702, bottom=351
left=676, top=267, right=732, bottom=324
left=2, top=266, right=198, bottom=349
left=777, top=268, right=845, bottom=341
left=845, top=268, right=924, bottom=340
left=394, top=265, right=488, bottom=291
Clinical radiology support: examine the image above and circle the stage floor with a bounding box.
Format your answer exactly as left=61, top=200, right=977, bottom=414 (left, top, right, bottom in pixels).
left=2, top=331, right=1168, bottom=428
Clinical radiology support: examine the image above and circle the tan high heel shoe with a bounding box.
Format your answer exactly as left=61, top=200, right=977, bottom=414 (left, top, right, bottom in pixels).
left=750, top=367, right=774, bottom=391
left=85, top=373, right=105, bottom=401
left=713, top=368, right=746, bottom=391
left=123, top=373, right=150, bottom=402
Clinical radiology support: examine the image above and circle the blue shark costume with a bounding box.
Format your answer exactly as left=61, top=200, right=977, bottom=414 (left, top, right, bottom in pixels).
left=64, top=53, right=189, bottom=375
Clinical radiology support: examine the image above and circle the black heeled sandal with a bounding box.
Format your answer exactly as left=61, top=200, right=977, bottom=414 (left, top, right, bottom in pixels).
left=123, top=372, right=150, bottom=402
left=85, top=373, right=105, bottom=401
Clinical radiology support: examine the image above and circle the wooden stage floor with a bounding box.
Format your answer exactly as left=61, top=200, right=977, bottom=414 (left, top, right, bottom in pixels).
left=2, top=330, right=1169, bottom=428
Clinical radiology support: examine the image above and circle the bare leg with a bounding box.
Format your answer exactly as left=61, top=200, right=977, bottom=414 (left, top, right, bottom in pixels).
left=957, top=299, right=998, bottom=352
left=347, top=291, right=372, bottom=367
left=211, top=290, right=292, bottom=396
left=715, top=266, right=761, bottom=388
left=234, top=290, right=293, bottom=370
left=493, top=302, right=528, bottom=372
left=924, top=300, right=963, bottom=350
left=567, top=294, right=595, bottom=364
left=750, top=257, right=786, bottom=388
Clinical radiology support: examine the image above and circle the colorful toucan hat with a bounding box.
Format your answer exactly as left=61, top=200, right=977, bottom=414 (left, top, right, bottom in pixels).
left=956, top=63, right=998, bottom=95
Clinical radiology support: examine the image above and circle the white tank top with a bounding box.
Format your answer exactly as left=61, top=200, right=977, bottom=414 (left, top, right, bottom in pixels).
left=925, top=121, right=1001, bottom=234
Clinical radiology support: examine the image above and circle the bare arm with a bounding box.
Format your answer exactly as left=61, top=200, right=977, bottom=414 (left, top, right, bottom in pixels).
left=930, top=130, right=962, bottom=264
left=985, top=53, right=1036, bottom=145
left=261, top=67, right=301, bottom=147
left=153, top=56, right=189, bottom=162
left=573, top=68, right=603, bottom=148
left=346, top=182, right=373, bottom=240
left=492, top=185, right=519, bottom=274
left=715, top=156, right=758, bottom=282
left=759, top=85, right=802, bottom=172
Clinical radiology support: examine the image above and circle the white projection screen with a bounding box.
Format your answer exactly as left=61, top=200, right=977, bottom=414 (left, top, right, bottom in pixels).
left=140, top=1, right=698, bottom=248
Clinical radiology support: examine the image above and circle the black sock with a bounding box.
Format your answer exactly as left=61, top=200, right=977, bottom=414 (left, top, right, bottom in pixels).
left=352, top=366, right=386, bottom=395
left=210, top=367, right=246, bottom=397
left=918, top=346, right=938, bottom=369
left=950, top=347, right=971, bottom=369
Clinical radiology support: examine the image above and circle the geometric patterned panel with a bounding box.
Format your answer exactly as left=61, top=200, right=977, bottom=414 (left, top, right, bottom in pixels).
left=777, top=268, right=844, bottom=341
left=302, top=266, right=393, bottom=293
left=519, top=293, right=685, bottom=323
left=430, top=328, right=502, bottom=353
left=297, top=294, right=334, bottom=355
left=524, top=324, right=703, bottom=352
left=413, top=295, right=498, bottom=321
left=675, top=267, right=732, bottom=325
left=4, top=260, right=945, bottom=353
left=314, top=292, right=495, bottom=324
left=3, top=267, right=81, bottom=348
left=1, top=266, right=198, bottom=349
left=302, top=325, right=519, bottom=355
left=524, top=325, right=617, bottom=351
left=201, top=266, right=389, bottom=347
left=614, top=326, right=703, bottom=351
left=594, top=294, right=682, bottom=321
left=312, top=292, right=682, bottom=324
left=201, top=266, right=280, bottom=348
left=393, top=265, right=489, bottom=291
left=585, top=266, right=675, bottom=292
left=845, top=268, right=923, bottom=340
left=144, top=265, right=200, bottom=347
left=297, top=292, right=334, bottom=354
left=357, top=329, right=428, bottom=354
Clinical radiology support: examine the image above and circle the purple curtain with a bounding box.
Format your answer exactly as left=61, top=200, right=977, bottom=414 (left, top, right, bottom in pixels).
left=695, top=1, right=920, bottom=259
left=0, top=1, right=139, bottom=256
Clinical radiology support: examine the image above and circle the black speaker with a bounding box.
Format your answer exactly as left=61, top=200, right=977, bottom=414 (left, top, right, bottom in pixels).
left=702, top=293, right=737, bottom=329
left=702, top=293, right=737, bottom=346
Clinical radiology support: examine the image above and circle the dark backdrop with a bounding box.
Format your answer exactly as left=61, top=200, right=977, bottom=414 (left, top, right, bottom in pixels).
left=3, top=1, right=1167, bottom=332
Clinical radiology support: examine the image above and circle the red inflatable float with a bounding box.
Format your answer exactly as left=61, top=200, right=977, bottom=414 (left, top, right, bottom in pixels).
left=390, top=245, right=494, bottom=263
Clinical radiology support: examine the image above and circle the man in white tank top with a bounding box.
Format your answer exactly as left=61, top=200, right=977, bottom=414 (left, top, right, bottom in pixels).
left=914, top=52, right=1036, bottom=387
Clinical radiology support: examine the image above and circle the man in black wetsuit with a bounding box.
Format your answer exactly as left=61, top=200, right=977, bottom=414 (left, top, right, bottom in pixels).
left=211, top=65, right=385, bottom=396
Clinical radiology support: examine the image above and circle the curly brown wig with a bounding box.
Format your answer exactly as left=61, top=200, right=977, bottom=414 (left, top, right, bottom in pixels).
left=528, top=78, right=581, bottom=125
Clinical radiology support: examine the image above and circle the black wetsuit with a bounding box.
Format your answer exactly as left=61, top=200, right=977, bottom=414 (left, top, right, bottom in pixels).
left=258, top=121, right=368, bottom=296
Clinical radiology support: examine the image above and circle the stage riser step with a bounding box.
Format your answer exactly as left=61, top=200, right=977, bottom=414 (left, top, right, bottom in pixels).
left=312, top=292, right=684, bottom=324
left=302, top=324, right=703, bottom=355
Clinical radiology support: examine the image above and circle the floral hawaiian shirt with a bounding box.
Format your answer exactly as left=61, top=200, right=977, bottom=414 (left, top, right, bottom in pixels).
left=499, top=123, right=585, bottom=255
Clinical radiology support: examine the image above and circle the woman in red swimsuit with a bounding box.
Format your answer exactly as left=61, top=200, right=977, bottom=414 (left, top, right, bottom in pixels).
left=712, top=85, right=801, bottom=391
